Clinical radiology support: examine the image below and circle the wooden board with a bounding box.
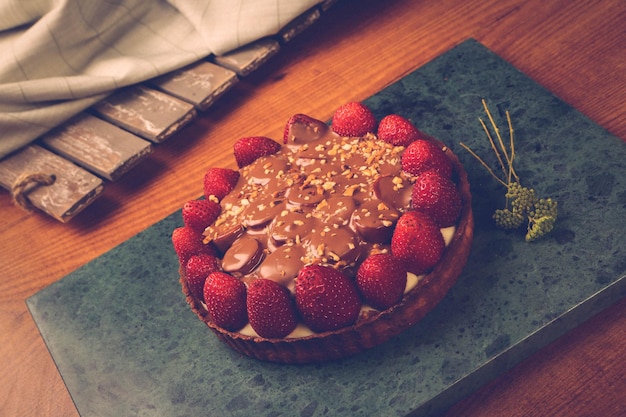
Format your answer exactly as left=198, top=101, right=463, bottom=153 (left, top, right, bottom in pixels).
left=321, top=0, right=340, bottom=11
left=0, top=1, right=342, bottom=222
left=150, top=61, right=239, bottom=111
left=212, top=38, right=281, bottom=77
left=40, top=114, right=152, bottom=181
left=92, top=86, right=197, bottom=143
left=0, top=145, right=103, bottom=222
left=279, top=6, right=321, bottom=43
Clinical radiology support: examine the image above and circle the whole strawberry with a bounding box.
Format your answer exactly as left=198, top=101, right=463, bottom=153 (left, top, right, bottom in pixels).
left=203, top=271, right=248, bottom=331
left=295, top=264, right=361, bottom=333
left=411, top=171, right=462, bottom=227
left=283, top=113, right=327, bottom=144
left=391, top=211, right=445, bottom=275
left=203, top=167, right=240, bottom=201
left=233, top=136, right=281, bottom=168
left=182, top=198, right=221, bottom=231
left=356, top=254, right=407, bottom=310
left=185, top=253, right=221, bottom=301
left=247, top=278, right=298, bottom=338
left=401, top=139, right=453, bottom=178
left=377, top=114, right=423, bottom=147
left=331, top=102, right=376, bottom=137
left=172, top=226, right=216, bottom=265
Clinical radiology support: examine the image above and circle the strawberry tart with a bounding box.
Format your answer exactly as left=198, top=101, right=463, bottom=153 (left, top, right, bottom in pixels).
left=172, top=102, right=473, bottom=363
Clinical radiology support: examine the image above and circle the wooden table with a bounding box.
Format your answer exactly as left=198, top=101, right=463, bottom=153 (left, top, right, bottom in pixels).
left=1, top=0, right=624, bottom=415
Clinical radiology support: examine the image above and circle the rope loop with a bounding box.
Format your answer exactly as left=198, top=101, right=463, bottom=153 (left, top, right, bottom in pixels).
left=11, top=172, right=56, bottom=212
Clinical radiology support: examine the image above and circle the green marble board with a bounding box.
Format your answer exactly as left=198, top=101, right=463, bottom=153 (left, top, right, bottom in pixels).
left=27, top=39, right=626, bottom=417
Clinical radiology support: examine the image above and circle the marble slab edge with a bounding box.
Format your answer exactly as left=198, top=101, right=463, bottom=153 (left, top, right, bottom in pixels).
left=415, top=274, right=626, bottom=417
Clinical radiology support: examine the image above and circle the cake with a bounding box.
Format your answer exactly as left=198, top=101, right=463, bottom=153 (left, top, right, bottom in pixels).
left=173, top=102, right=473, bottom=363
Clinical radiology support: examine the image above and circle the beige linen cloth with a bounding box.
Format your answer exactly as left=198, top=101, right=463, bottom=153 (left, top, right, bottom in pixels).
left=0, top=0, right=320, bottom=159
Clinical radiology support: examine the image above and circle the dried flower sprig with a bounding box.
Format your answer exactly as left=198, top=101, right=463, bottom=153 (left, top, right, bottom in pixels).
left=460, top=100, right=557, bottom=241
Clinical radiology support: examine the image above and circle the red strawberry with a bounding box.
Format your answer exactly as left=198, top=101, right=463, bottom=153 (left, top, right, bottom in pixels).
left=203, top=271, right=248, bottom=331
left=172, top=226, right=216, bottom=265
left=295, top=265, right=361, bottom=333
left=233, top=136, right=281, bottom=168
left=377, top=114, right=424, bottom=147
left=182, top=199, right=221, bottom=231
left=411, top=171, right=462, bottom=227
left=401, top=139, right=453, bottom=178
left=391, top=211, right=445, bottom=275
left=331, top=102, right=376, bottom=137
left=283, top=113, right=328, bottom=144
left=203, top=167, right=240, bottom=201
left=185, top=253, right=221, bottom=301
left=356, top=254, right=407, bottom=310
left=246, top=278, right=298, bottom=338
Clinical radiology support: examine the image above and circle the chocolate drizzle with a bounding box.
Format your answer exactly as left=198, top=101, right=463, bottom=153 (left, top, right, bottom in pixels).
left=204, top=120, right=413, bottom=288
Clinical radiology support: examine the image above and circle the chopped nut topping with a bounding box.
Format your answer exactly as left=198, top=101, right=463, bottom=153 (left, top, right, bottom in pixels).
left=316, top=199, right=329, bottom=210
left=322, top=181, right=336, bottom=191
left=343, top=184, right=360, bottom=196
left=204, top=120, right=428, bottom=293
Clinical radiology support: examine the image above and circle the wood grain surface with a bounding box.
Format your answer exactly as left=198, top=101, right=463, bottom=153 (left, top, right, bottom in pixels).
left=1, top=0, right=624, bottom=416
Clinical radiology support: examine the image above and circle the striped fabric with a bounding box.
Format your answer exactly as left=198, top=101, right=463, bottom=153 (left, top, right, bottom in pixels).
left=0, top=0, right=320, bottom=159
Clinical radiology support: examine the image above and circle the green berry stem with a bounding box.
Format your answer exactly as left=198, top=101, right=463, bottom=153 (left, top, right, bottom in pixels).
left=504, top=110, right=518, bottom=187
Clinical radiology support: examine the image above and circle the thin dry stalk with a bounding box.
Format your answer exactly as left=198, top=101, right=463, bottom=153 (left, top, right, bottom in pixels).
left=458, top=142, right=508, bottom=187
